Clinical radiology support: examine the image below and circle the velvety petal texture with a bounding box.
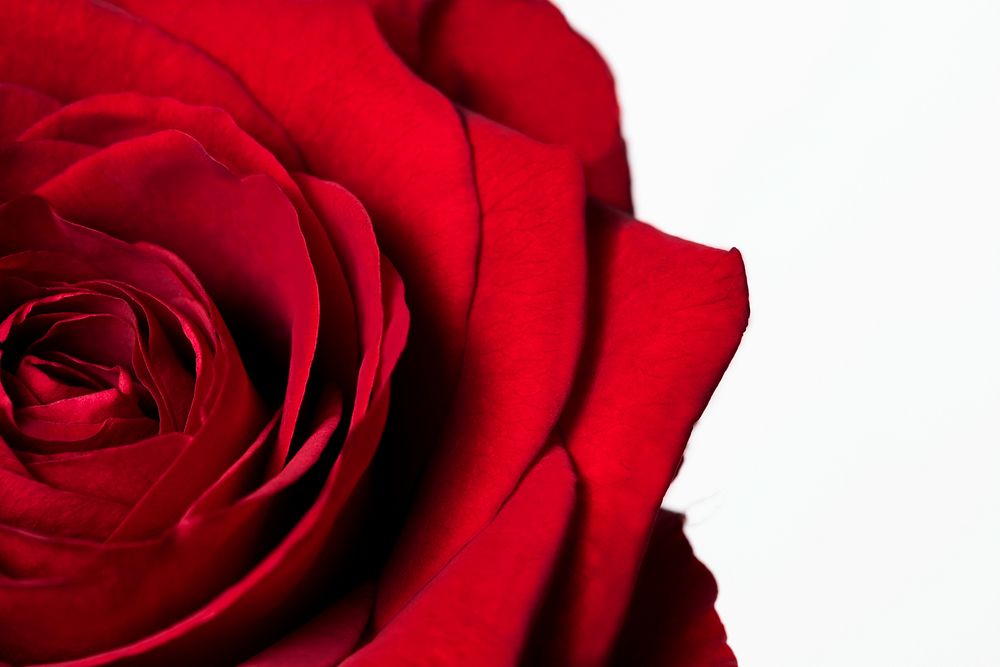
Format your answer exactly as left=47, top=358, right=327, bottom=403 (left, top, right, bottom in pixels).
left=373, top=112, right=588, bottom=628
left=0, top=1, right=749, bottom=665
left=610, top=511, right=737, bottom=667
left=533, top=205, right=749, bottom=666
left=419, top=0, right=633, bottom=211
left=347, top=447, right=577, bottom=667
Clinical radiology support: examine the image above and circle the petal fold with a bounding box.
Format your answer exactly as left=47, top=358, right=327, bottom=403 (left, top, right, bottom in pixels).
left=535, top=204, right=748, bottom=666
left=0, top=83, right=59, bottom=142
left=348, top=446, right=576, bottom=667
left=375, top=113, right=587, bottom=627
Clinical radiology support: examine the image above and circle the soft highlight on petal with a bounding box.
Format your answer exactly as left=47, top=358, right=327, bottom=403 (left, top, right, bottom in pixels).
left=532, top=204, right=748, bottom=666
left=420, top=0, right=633, bottom=211
left=374, top=112, right=587, bottom=628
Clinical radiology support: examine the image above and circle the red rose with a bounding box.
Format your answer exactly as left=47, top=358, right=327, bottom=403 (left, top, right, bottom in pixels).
left=0, top=1, right=749, bottom=665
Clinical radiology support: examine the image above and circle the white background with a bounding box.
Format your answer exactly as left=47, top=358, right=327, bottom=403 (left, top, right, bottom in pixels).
left=558, top=1, right=1000, bottom=665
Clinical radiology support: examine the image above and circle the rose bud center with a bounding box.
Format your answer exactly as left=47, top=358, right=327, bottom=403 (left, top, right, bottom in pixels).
left=0, top=287, right=188, bottom=450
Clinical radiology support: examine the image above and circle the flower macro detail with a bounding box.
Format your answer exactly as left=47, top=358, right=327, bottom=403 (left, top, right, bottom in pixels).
left=0, top=1, right=748, bottom=665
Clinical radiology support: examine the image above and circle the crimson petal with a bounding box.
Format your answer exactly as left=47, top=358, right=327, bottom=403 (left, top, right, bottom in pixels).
left=534, top=204, right=749, bottom=665
left=420, top=0, right=632, bottom=210
left=0, top=0, right=302, bottom=166
left=0, top=83, right=59, bottom=142
left=346, top=446, right=576, bottom=667
left=374, top=112, right=587, bottom=627
left=609, top=510, right=737, bottom=666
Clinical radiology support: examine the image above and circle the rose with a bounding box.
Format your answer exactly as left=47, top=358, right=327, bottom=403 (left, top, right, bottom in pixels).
left=0, top=0, right=749, bottom=665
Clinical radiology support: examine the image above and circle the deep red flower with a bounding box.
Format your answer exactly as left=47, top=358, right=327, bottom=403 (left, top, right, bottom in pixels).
left=0, top=1, right=748, bottom=665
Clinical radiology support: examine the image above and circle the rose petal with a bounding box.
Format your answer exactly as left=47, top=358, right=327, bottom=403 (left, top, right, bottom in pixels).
left=182, top=412, right=281, bottom=517
left=0, top=83, right=59, bottom=142
left=26, top=313, right=135, bottom=373
left=0, top=394, right=384, bottom=665
left=609, top=510, right=737, bottom=666
left=240, top=584, right=373, bottom=667
left=0, top=428, right=28, bottom=474
left=0, top=0, right=302, bottom=166
left=364, top=0, right=430, bottom=62
left=374, top=257, right=409, bottom=393
left=0, top=517, right=105, bottom=581
left=0, top=140, right=95, bottom=202
left=0, top=402, right=336, bottom=663
left=373, top=112, right=587, bottom=627
left=12, top=354, right=116, bottom=404
left=345, top=446, right=576, bottom=667
left=532, top=204, right=749, bottom=665
left=420, top=0, right=633, bottom=211
left=15, top=386, right=146, bottom=427
left=295, top=174, right=386, bottom=426
left=21, top=434, right=188, bottom=506
left=0, top=467, right=128, bottom=540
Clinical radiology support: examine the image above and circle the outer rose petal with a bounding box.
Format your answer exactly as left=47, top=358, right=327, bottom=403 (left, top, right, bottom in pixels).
left=0, top=140, right=95, bottom=201
left=374, top=113, right=587, bottom=627
left=0, top=83, right=59, bottom=142
left=420, top=0, right=633, bottom=211
left=609, top=510, right=737, bottom=667
left=0, top=0, right=302, bottom=167
left=241, top=585, right=373, bottom=667
left=345, top=446, right=577, bottom=667
left=531, top=204, right=749, bottom=666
